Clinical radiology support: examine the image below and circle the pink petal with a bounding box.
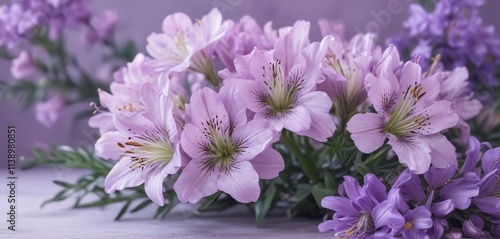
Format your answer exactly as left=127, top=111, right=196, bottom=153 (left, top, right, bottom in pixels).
left=105, top=157, right=145, bottom=193
left=423, top=134, right=458, bottom=168
left=88, top=113, right=115, bottom=134
left=228, top=79, right=262, bottom=113
left=365, top=74, right=394, bottom=115
left=219, top=85, right=248, bottom=127
left=173, top=160, right=219, bottom=203
left=145, top=173, right=165, bottom=206
left=273, top=21, right=310, bottom=75
left=232, top=120, right=275, bottom=161
left=414, top=101, right=459, bottom=135
left=346, top=113, right=386, bottom=153
left=398, top=61, right=422, bottom=90
left=188, top=88, right=229, bottom=131
left=180, top=123, right=209, bottom=159
left=388, top=135, right=431, bottom=174
left=217, top=160, right=260, bottom=203
left=95, top=131, right=128, bottom=160
left=249, top=148, right=285, bottom=179
left=297, top=92, right=335, bottom=142
left=283, top=105, right=312, bottom=133
left=161, top=12, right=192, bottom=35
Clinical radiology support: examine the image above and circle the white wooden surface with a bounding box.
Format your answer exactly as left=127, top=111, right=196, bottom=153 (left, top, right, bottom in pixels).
left=0, top=168, right=330, bottom=238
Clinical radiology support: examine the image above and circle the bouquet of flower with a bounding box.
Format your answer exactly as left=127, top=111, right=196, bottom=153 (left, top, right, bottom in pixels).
left=2, top=0, right=500, bottom=238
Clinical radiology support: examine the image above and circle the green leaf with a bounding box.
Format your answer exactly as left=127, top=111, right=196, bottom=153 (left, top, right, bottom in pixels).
left=130, top=199, right=153, bottom=213
left=254, top=184, right=277, bottom=227
left=311, top=184, right=336, bottom=207
left=354, top=156, right=371, bottom=176
left=198, top=191, right=222, bottom=210
left=115, top=200, right=132, bottom=221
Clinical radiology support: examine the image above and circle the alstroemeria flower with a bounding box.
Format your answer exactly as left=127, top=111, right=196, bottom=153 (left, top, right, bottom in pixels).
left=95, top=83, right=182, bottom=206
left=431, top=67, right=482, bottom=145
left=319, top=174, right=404, bottom=238
left=402, top=206, right=433, bottom=239
left=89, top=53, right=160, bottom=134
left=226, top=21, right=336, bottom=142
left=318, top=32, right=381, bottom=117
left=146, top=8, right=229, bottom=80
left=347, top=45, right=459, bottom=174
left=215, top=15, right=277, bottom=72
left=473, top=146, right=500, bottom=220
left=174, top=86, right=284, bottom=203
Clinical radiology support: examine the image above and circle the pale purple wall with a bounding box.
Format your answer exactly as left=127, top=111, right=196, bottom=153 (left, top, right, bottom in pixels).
left=1, top=0, right=499, bottom=164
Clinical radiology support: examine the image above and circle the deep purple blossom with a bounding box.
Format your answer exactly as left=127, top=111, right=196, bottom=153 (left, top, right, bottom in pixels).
left=319, top=174, right=404, bottom=238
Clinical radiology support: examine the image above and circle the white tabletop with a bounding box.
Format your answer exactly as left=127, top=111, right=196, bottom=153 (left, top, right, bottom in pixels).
left=0, top=168, right=330, bottom=239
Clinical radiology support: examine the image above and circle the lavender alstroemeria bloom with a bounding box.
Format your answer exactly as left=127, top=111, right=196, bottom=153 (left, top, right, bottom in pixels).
left=225, top=21, right=336, bottom=142
left=89, top=53, right=160, bottom=134
left=35, top=93, right=66, bottom=128
left=96, top=83, right=182, bottom=206
left=174, top=86, right=284, bottom=203
left=347, top=45, right=459, bottom=174
left=146, top=8, right=229, bottom=80
left=10, top=51, right=38, bottom=79
left=319, top=174, right=404, bottom=238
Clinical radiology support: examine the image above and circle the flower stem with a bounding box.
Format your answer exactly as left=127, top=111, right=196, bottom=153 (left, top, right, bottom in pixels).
left=280, top=131, right=319, bottom=183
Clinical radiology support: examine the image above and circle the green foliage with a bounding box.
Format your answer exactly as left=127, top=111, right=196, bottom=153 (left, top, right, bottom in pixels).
left=22, top=146, right=179, bottom=221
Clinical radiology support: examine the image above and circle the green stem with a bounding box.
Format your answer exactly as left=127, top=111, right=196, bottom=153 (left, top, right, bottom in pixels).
left=364, top=145, right=391, bottom=168
left=280, top=131, right=319, bottom=182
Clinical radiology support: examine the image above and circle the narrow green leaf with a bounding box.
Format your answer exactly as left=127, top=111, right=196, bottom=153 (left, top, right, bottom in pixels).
left=130, top=199, right=153, bottom=213
left=114, top=200, right=132, bottom=221
left=255, top=184, right=277, bottom=227
left=198, top=191, right=222, bottom=210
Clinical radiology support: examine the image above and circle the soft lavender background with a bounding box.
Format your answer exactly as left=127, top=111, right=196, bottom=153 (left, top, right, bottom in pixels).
left=1, top=0, right=499, bottom=165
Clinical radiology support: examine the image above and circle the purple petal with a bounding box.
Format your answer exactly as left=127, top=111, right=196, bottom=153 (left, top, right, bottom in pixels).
left=431, top=199, right=454, bottom=218
left=372, top=200, right=405, bottom=229
left=144, top=173, right=165, bottom=206
left=414, top=101, right=459, bottom=135
left=173, top=160, right=219, bottom=203
left=232, top=120, right=275, bottom=161
left=405, top=206, right=432, bottom=229
left=392, top=169, right=426, bottom=202
left=347, top=113, right=386, bottom=153
left=219, top=85, right=248, bottom=127
left=283, top=105, right=312, bottom=133
left=482, top=147, right=500, bottom=175
left=249, top=148, right=285, bottom=179
left=364, top=174, right=388, bottom=203
left=388, top=135, right=431, bottom=174
left=463, top=215, right=484, bottom=238
left=461, top=137, right=481, bottom=174
left=104, top=157, right=145, bottom=193
left=424, top=166, right=456, bottom=189
left=161, top=12, right=192, bottom=35
left=440, top=172, right=480, bottom=210
left=296, top=91, right=335, bottom=142
left=273, top=20, right=310, bottom=74
left=364, top=74, right=394, bottom=115
left=187, top=87, right=229, bottom=132
left=342, top=176, right=362, bottom=201
left=217, top=160, right=260, bottom=203
left=95, top=131, right=128, bottom=160
left=422, top=134, right=457, bottom=168
left=318, top=220, right=335, bottom=233
left=180, top=123, right=209, bottom=159
left=321, top=196, right=360, bottom=216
